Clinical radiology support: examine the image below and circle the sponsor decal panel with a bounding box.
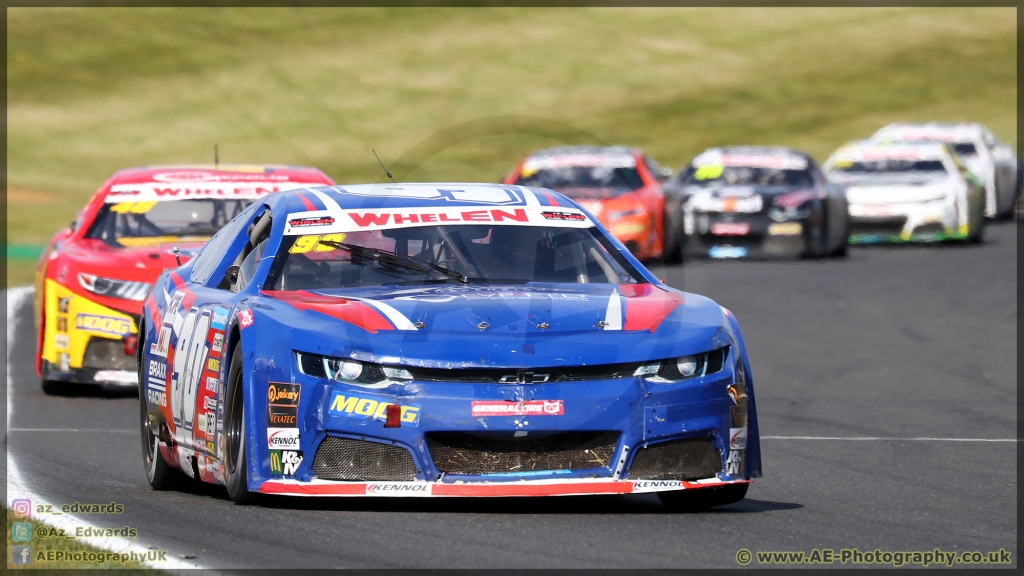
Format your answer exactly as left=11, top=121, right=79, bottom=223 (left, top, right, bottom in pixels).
left=768, top=222, right=802, bottom=236
left=150, top=326, right=171, bottom=357
left=726, top=450, right=745, bottom=476
left=366, top=483, right=432, bottom=497
left=710, top=222, right=751, bottom=236
left=329, top=392, right=421, bottom=426
left=281, top=450, right=303, bottom=477
left=267, top=383, right=300, bottom=428
left=212, top=333, right=224, bottom=353
left=267, top=427, right=300, bottom=449
left=206, top=376, right=219, bottom=392
left=75, top=314, right=132, bottom=337
left=238, top=309, right=254, bottom=328
left=211, top=307, right=229, bottom=330
left=471, top=400, right=564, bottom=417
left=632, top=480, right=684, bottom=492
left=54, top=334, right=69, bottom=350
left=541, top=210, right=587, bottom=222
left=729, top=427, right=748, bottom=450
left=289, top=216, right=335, bottom=227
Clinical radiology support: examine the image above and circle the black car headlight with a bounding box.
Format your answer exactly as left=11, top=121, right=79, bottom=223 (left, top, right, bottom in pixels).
left=296, top=352, right=412, bottom=388
left=78, top=273, right=152, bottom=301
left=632, top=346, right=729, bottom=383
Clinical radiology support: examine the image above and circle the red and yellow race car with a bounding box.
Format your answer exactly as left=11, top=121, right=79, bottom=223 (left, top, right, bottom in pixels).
left=34, top=164, right=334, bottom=392
left=503, top=146, right=675, bottom=262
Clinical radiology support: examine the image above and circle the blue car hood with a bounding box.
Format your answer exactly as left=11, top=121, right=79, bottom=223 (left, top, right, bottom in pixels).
left=249, top=284, right=732, bottom=369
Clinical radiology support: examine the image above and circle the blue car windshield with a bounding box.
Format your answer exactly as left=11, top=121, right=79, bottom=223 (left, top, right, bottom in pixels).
left=267, top=225, right=645, bottom=290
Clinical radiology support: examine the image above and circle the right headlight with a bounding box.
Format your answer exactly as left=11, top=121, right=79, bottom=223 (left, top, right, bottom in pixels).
left=295, top=352, right=412, bottom=388
left=78, top=273, right=152, bottom=301
left=632, top=346, right=729, bottom=383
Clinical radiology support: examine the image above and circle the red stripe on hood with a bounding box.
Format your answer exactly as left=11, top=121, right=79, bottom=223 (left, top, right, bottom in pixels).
left=294, top=191, right=317, bottom=211
left=262, top=290, right=394, bottom=333
left=620, top=284, right=684, bottom=332
left=170, top=272, right=196, bottom=310
left=145, top=296, right=162, bottom=328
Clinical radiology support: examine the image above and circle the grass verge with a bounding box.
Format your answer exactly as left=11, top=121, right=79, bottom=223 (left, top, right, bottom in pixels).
left=6, top=7, right=1016, bottom=285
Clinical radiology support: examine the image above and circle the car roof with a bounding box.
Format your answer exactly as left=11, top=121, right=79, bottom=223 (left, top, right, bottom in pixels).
left=268, top=182, right=578, bottom=214
left=523, top=145, right=640, bottom=159
left=697, top=145, right=807, bottom=157
left=106, top=164, right=333, bottom=186
left=831, top=141, right=952, bottom=161
left=872, top=122, right=985, bottom=142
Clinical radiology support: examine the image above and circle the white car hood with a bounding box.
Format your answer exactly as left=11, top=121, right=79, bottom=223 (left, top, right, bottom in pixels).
left=845, top=177, right=953, bottom=205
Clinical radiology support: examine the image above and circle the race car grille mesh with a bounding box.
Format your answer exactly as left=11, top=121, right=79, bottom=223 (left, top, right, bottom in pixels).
left=311, top=436, right=418, bottom=481
left=407, top=363, right=649, bottom=384
left=628, top=436, right=721, bottom=481
left=82, top=339, right=135, bottom=371
left=426, top=431, right=619, bottom=476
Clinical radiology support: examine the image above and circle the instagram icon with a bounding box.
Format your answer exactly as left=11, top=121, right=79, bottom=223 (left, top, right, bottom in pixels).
left=11, top=498, right=32, bottom=519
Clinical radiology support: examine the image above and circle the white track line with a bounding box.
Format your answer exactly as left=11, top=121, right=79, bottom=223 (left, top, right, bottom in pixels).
left=762, top=436, right=1017, bottom=442
left=6, top=286, right=205, bottom=571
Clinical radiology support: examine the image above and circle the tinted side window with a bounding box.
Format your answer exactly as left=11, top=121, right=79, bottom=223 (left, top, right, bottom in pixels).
left=189, top=203, right=259, bottom=284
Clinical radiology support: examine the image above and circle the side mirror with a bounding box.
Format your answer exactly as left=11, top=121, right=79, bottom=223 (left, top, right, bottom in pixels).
left=225, top=265, right=240, bottom=287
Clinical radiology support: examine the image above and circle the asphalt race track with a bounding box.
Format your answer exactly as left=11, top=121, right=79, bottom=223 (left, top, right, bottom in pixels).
left=4, top=222, right=1017, bottom=569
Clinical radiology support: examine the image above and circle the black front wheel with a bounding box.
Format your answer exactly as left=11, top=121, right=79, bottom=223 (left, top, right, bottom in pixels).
left=223, top=346, right=260, bottom=504
left=657, top=483, right=749, bottom=512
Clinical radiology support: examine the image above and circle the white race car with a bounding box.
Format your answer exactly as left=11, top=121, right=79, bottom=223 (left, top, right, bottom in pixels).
left=823, top=142, right=985, bottom=244
left=871, top=122, right=1017, bottom=218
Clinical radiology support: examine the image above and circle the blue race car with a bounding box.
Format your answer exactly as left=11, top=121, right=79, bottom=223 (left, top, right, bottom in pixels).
left=137, top=183, right=761, bottom=509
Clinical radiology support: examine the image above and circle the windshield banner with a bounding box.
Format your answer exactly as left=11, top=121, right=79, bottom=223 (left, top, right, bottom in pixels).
left=284, top=207, right=594, bottom=235
left=105, top=182, right=326, bottom=202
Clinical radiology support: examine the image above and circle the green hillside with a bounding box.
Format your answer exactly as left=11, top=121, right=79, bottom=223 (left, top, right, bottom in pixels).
left=6, top=7, right=1017, bottom=286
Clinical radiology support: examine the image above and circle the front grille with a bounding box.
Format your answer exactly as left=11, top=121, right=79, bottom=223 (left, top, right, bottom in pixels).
left=427, top=431, right=619, bottom=475
left=695, top=233, right=766, bottom=249
left=82, top=338, right=134, bottom=370
left=628, top=436, right=721, bottom=480
left=850, top=218, right=907, bottom=237
left=311, top=436, right=418, bottom=481
left=406, top=363, right=645, bottom=384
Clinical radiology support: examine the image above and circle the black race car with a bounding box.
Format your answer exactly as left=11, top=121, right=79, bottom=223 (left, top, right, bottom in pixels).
left=663, top=146, right=849, bottom=259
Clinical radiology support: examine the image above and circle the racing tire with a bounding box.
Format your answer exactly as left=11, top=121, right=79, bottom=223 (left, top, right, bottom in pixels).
left=661, top=220, right=684, bottom=266
left=223, top=346, right=260, bottom=504
left=967, top=218, right=985, bottom=245
left=139, top=323, right=185, bottom=490
left=830, top=223, right=850, bottom=258
left=657, top=483, right=748, bottom=512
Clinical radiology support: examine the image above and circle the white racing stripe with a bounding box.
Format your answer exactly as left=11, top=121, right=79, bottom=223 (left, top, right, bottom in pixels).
left=305, top=187, right=344, bottom=213
left=602, top=288, right=622, bottom=330
left=762, top=436, right=1017, bottom=442
left=6, top=286, right=205, bottom=571
left=346, top=296, right=419, bottom=331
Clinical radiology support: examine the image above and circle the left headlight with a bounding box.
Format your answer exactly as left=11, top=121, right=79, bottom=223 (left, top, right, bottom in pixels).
left=632, top=346, right=729, bottom=383
left=78, top=273, right=152, bottom=301
left=296, top=352, right=413, bottom=388
left=608, top=207, right=644, bottom=220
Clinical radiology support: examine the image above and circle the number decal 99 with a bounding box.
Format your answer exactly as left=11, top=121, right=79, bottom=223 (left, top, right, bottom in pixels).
left=288, top=233, right=347, bottom=254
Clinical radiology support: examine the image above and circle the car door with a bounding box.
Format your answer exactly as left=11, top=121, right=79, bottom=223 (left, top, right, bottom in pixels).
left=166, top=201, right=265, bottom=458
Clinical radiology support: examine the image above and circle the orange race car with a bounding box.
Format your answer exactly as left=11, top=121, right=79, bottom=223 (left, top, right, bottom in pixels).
left=504, top=146, right=677, bottom=262
left=33, top=164, right=334, bottom=392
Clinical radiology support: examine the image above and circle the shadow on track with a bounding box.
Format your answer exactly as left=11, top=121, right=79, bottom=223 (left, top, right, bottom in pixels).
left=40, top=381, right=139, bottom=399
left=248, top=493, right=804, bottom=516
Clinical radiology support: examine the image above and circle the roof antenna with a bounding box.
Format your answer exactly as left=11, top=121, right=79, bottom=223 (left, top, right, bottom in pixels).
left=373, top=149, right=397, bottom=183
left=214, top=144, right=219, bottom=169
